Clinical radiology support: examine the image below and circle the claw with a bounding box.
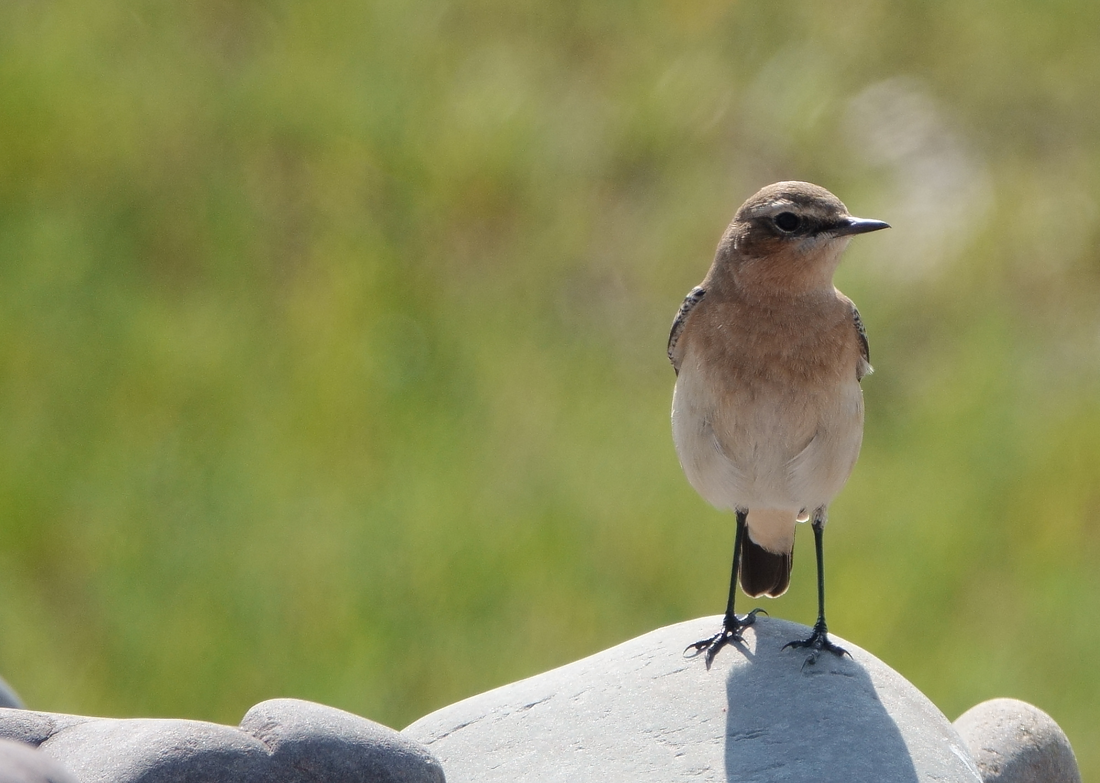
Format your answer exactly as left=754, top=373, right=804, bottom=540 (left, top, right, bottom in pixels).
left=782, top=620, right=850, bottom=667
left=684, top=609, right=767, bottom=668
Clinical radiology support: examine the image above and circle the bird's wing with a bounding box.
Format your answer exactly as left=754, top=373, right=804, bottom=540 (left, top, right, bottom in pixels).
left=668, top=286, right=707, bottom=375
left=852, top=305, right=872, bottom=380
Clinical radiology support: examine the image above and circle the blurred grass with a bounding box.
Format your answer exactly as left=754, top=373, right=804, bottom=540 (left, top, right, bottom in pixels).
left=0, top=0, right=1098, bottom=775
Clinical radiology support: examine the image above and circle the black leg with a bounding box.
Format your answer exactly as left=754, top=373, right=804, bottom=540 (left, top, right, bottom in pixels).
left=722, top=508, right=748, bottom=623
left=685, top=509, right=766, bottom=668
left=783, top=508, right=848, bottom=665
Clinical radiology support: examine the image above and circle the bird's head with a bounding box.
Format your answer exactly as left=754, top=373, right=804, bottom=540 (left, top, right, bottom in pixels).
left=717, top=181, right=889, bottom=293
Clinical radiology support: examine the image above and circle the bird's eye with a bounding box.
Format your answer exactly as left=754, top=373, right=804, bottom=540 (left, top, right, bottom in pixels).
left=773, top=212, right=801, bottom=232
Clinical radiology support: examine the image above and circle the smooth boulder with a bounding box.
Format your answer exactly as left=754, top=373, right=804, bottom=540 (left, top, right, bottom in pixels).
left=0, top=698, right=443, bottom=783
left=404, top=615, right=983, bottom=782
left=955, top=698, right=1081, bottom=783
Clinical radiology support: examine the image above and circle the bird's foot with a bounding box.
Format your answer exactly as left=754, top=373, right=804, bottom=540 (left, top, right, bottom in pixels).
left=782, top=620, right=850, bottom=668
left=684, top=608, right=766, bottom=669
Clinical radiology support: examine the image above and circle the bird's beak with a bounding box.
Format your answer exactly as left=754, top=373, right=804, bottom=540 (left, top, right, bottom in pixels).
left=835, top=217, right=890, bottom=236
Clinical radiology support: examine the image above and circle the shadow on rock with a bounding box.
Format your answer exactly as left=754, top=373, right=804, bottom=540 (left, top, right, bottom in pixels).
left=722, top=628, right=919, bottom=781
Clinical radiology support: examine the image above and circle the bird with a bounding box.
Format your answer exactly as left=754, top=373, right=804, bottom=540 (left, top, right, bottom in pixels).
left=668, top=181, right=888, bottom=668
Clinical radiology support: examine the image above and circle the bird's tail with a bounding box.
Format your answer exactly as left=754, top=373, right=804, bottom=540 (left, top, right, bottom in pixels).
left=739, top=509, right=795, bottom=598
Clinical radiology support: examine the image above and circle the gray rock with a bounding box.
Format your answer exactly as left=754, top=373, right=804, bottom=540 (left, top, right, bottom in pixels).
left=240, top=699, right=445, bottom=783
left=954, top=698, right=1081, bottom=783
left=0, top=699, right=444, bottom=783
left=0, top=738, right=78, bottom=783
left=0, top=678, right=23, bottom=710
left=36, top=715, right=271, bottom=783
left=404, top=616, right=983, bottom=783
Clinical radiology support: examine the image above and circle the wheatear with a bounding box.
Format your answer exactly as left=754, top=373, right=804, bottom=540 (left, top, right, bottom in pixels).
left=669, top=181, right=888, bottom=667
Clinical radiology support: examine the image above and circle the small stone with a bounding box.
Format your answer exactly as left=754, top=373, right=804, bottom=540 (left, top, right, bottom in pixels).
left=954, top=698, right=1081, bottom=783
left=0, top=738, right=79, bottom=783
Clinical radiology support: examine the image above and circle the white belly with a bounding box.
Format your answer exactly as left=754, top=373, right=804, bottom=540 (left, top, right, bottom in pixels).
left=671, top=362, right=864, bottom=541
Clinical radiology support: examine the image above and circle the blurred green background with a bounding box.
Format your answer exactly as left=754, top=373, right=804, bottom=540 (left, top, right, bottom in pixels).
left=1, top=0, right=1098, bottom=774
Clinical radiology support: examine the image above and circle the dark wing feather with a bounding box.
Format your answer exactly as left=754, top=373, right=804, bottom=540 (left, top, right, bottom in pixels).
left=852, top=306, right=872, bottom=380
left=668, top=286, right=706, bottom=375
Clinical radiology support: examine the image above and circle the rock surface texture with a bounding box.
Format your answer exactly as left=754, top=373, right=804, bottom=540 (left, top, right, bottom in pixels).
left=404, top=616, right=985, bottom=783
left=954, top=698, right=1081, bottom=783
left=0, top=698, right=444, bottom=783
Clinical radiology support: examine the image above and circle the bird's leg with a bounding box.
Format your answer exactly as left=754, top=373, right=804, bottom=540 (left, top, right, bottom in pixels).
left=685, top=509, right=766, bottom=668
left=783, top=508, right=849, bottom=665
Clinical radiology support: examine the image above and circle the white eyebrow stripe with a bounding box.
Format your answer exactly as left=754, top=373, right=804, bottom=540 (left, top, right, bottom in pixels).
left=746, top=200, right=799, bottom=218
